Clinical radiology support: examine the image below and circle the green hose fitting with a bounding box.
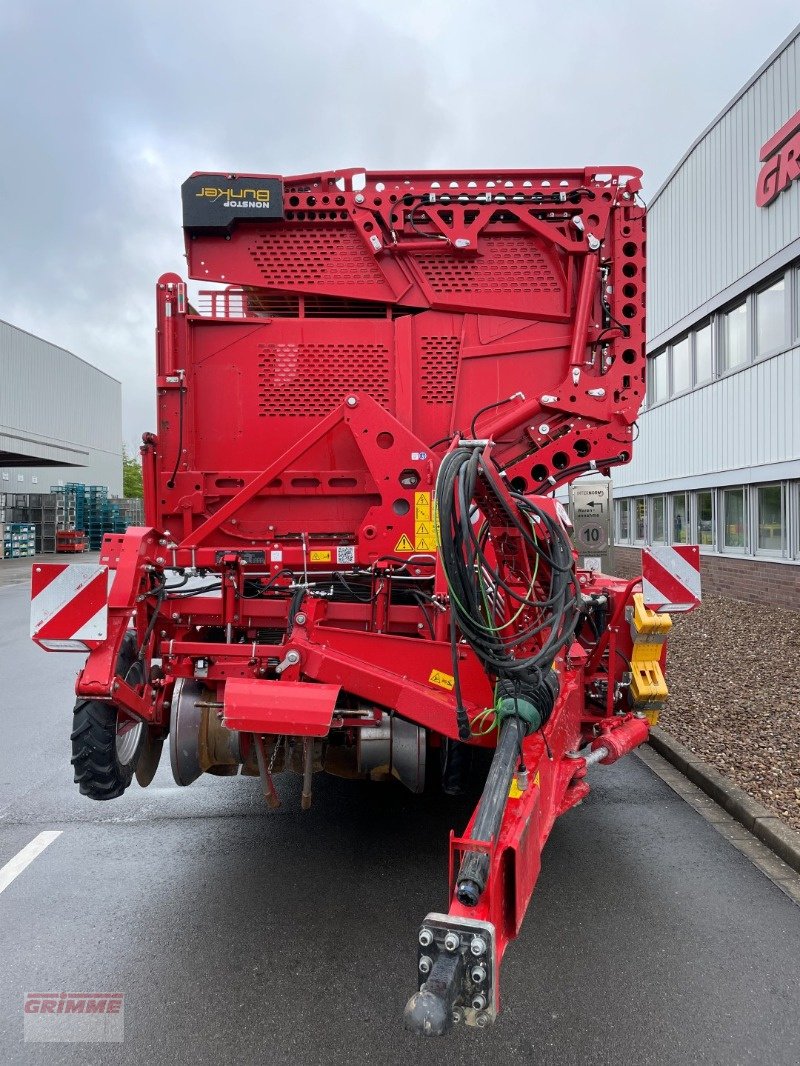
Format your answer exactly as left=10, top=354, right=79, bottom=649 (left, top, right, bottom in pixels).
left=495, top=696, right=543, bottom=736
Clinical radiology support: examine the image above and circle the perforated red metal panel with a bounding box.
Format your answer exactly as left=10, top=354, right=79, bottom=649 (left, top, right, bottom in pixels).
left=257, top=341, right=392, bottom=417
left=248, top=224, right=387, bottom=288
left=415, top=236, right=560, bottom=295
left=154, top=166, right=646, bottom=553
left=419, top=336, right=460, bottom=405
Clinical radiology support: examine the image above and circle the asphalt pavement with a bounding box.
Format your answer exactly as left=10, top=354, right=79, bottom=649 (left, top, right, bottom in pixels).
left=1, top=569, right=799, bottom=1065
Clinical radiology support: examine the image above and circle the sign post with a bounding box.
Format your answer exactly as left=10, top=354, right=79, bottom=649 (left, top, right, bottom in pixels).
left=568, top=481, right=613, bottom=574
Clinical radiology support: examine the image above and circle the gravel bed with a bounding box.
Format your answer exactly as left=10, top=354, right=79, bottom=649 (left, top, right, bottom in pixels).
left=660, top=593, right=800, bottom=832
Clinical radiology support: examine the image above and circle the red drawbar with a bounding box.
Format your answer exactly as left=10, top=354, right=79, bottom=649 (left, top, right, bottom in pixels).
left=222, top=678, right=341, bottom=735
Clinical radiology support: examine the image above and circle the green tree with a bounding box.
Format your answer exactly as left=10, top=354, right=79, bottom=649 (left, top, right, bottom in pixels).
left=122, top=444, right=143, bottom=498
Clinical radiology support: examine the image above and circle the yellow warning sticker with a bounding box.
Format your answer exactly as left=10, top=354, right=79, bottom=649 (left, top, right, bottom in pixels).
left=428, top=668, right=454, bottom=691
left=394, top=533, right=414, bottom=553
left=414, top=492, right=435, bottom=550
left=310, top=550, right=331, bottom=562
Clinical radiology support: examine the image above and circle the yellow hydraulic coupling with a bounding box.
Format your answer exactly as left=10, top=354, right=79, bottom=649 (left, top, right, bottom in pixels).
left=625, top=593, right=672, bottom=721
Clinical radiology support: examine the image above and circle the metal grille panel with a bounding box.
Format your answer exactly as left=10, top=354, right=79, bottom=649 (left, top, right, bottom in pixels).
left=257, top=342, right=391, bottom=417
left=420, top=336, right=460, bottom=404
left=415, top=236, right=559, bottom=295
left=249, top=226, right=386, bottom=288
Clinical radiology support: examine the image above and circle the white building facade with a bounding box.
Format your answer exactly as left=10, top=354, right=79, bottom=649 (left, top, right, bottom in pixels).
left=613, top=25, right=800, bottom=607
left=0, top=319, right=122, bottom=495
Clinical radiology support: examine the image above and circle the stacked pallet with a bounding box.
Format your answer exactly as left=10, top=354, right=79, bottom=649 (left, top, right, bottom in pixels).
left=56, top=530, right=88, bottom=554
left=0, top=486, right=134, bottom=557
left=117, top=496, right=145, bottom=526
left=62, top=483, right=129, bottom=550
left=22, top=493, right=58, bottom=553
left=2, top=522, right=36, bottom=559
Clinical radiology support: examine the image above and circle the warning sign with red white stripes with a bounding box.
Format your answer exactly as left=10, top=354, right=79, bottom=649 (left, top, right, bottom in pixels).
left=641, top=545, right=701, bottom=613
left=30, top=564, right=110, bottom=651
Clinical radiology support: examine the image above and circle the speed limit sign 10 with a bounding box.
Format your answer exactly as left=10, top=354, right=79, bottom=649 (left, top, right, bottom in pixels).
left=575, top=520, right=608, bottom=552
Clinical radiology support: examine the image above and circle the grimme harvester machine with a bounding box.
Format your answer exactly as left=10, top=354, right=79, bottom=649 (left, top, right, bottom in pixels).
left=31, top=166, right=700, bottom=1035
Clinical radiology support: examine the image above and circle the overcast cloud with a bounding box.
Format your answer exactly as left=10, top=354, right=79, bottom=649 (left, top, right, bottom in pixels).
left=1, top=1, right=797, bottom=445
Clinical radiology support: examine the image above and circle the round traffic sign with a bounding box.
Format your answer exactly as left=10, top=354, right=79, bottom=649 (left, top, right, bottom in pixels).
left=574, top=520, right=608, bottom=552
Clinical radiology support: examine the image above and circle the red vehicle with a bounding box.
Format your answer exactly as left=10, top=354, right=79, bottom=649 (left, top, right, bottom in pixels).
left=31, top=166, right=698, bottom=1035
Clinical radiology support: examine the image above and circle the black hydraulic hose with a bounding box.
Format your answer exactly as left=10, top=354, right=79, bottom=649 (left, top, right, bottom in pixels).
left=455, top=718, right=521, bottom=906
left=166, top=382, right=186, bottom=489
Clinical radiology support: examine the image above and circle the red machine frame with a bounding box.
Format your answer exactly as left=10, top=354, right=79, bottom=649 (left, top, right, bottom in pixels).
left=34, top=165, right=680, bottom=1034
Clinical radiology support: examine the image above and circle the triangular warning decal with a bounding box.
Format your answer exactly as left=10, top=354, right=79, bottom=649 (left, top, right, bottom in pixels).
left=394, top=534, right=414, bottom=552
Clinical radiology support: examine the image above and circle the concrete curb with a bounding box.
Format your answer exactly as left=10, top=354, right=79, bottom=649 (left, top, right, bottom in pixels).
left=648, top=727, right=800, bottom=875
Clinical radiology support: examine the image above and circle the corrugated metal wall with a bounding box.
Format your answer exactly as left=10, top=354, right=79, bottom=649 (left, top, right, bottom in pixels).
left=0, top=320, right=123, bottom=494
left=615, top=342, right=800, bottom=491
left=649, top=29, right=800, bottom=342
left=616, top=26, right=800, bottom=496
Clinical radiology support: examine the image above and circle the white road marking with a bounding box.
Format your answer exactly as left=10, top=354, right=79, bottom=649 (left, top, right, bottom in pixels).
left=0, top=831, right=62, bottom=895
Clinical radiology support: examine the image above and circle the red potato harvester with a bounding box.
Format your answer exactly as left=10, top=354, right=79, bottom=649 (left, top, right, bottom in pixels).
left=30, top=166, right=700, bottom=1035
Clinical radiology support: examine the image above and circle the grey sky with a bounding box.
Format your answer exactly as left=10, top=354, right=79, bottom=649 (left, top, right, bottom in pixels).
left=1, top=1, right=797, bottom=445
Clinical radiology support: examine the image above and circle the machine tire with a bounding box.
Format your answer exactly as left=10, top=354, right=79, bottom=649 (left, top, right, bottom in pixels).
left=70, top=632, right=145, bottom=800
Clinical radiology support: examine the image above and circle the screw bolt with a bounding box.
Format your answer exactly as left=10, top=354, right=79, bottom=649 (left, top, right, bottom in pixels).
left=470, top=936, right=487, bottom=957
left=476, top=1012, right=490, bottom=1028
left=470, top=964, right=486, bottom=984
left=345, top=395, right=358, bottom=407
left=472, top=993, right=487, bottom=1011
left=444, top=932, right=460, bottom=953
left=452, top=1007, right=464, bottom=1025
left=295, top=613, right=307, bottom=626
left=418, top=928, right=433, bottom=948
left=419, top=955, right=432, bottom=975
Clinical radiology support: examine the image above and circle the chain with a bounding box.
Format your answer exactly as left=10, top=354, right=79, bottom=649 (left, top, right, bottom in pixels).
left=267, top=735, right=284, bottom=775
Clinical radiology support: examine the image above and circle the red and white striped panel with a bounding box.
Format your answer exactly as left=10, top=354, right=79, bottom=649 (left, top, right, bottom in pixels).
left=642, top=545, right=701, bottom=613
left=30, top=564, right=110, bottom=651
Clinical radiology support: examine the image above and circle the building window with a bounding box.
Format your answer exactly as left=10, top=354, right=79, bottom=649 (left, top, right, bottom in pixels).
left=671, top=493, right=689, bottom=544
left=756, top=276, right=786, bottom=357
left=617, top=499, right=630, bottom=542
left=649, top=350, right=668, bottom=403
left=651, top=495, right=666, bottom=543
left=696, top=490, right=714, bottom=548
left=722, top=488, right=747, bottom=550
left=756, top=483, right=783, bottom=553
left=671, top=335, right=691, bottom=394
left=634, top=498, right=647, bottom=542
left=722, top=301, right=748, bottom=370
left=695, top=322, right=713, bottom=384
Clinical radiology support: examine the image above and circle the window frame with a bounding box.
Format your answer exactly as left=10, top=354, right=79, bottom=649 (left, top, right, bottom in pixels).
left=695, top=488, right=715, bottom=552
left=720, top=486, right=748, bottom=554
left=754, top=482, right=785, bottom=557
left=650, top=494, right=666, bottom=544
left=632, top=496, right=647, bottom=544
left=669, top=492, right=690, bottom=546
left=693, top=321, right=714, bottom=386
left=754, top=274, right=788, bottom=362
left=720, top=298, right=750, bottom=375
left=616, top=499, right=631, bottom=544
left=670, top=333, right=692, bottom=396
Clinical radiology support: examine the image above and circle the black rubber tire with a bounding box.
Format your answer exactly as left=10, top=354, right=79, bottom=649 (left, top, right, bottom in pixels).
left=70, top=632, right=144, bottom=801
